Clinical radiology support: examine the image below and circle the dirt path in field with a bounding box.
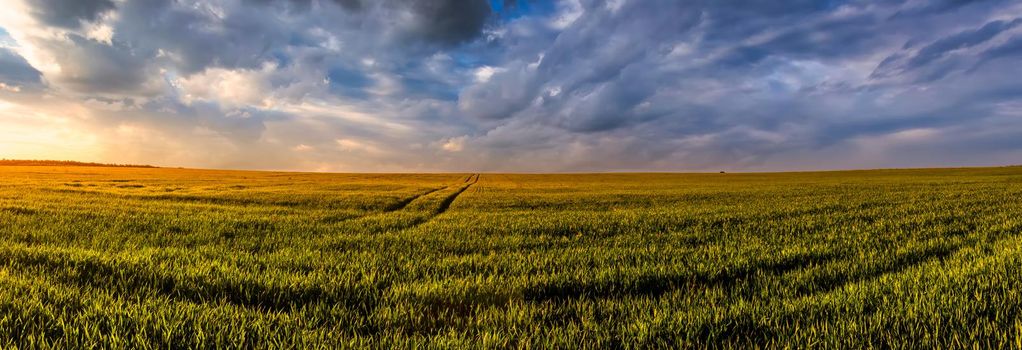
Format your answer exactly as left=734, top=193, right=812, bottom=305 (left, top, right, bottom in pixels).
left=384, top=187, right=444, bottom=212
left=381, top=174, right=479, bottom=213
left=433, top=174, right=478, bottom=216
left=385, top=174, right=480, bottom=231
left=329, top=174, right=479, bottom=230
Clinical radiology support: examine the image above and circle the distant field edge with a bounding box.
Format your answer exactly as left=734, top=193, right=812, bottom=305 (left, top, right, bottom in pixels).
left=0, top=159, right=157, bottom=168
left=3, top=159, right=1021, bottom=174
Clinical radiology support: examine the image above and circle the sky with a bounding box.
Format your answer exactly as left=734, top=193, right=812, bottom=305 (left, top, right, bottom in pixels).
left=0, top=0, right=1021, bottom=172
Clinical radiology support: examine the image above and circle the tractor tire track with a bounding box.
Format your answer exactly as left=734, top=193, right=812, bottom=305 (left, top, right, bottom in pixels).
left=399, top=174, right=479, bottom=231
left=323, top=187, right=446, bottom=224
left=325, top=175, right=480, bottom=235
left=331, top=172, right=482, bottom=231
left=433, top=174, right=478, bottom=216
left=383, top=187, right=445, bottom=212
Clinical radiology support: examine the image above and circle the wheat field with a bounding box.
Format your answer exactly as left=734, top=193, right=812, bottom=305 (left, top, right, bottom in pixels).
left=1, top=165, right=1021, bottom=348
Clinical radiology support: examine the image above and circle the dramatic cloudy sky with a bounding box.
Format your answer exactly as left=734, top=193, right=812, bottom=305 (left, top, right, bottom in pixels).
left=1, top=0, right=1021, bottom=171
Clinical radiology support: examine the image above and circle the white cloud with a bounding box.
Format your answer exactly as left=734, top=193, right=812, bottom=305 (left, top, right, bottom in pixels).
left=473, top=66, right=503, bottom=83
left=176, top=64, right=277, bottom=108
left=336, top=138, right=381, bottom=154
left=550, top=0, right=583, bottom=30
left=441, top=135, right=467, bottom=152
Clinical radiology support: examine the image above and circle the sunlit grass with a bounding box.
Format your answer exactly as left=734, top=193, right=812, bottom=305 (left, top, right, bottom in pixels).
left=1, top=165, right=1021, bottom=348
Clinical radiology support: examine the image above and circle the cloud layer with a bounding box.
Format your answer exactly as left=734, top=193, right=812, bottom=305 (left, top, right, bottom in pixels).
left=1, top=0, right=1021, bottom=171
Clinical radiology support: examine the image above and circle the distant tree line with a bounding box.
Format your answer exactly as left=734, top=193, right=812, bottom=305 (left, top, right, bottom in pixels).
left=0, top=159, right=156, bottom=168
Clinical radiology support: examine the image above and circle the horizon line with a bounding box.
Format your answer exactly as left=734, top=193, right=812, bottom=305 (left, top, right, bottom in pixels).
left=2, top=159, right=1020, bottom=176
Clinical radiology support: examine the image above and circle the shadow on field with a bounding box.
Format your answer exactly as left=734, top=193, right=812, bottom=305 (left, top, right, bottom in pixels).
left=523, top=250, right=842, bottom=301
left=793, top=242, right=963, bottom=297
left=0, top=206, right=38, bottom=216
left=42, top=188, right=311, bottom=208
left=383, top=187, right=445, bottom=212
left=0, top=246, right=381, bottom=315
left=396, top=250, right=844, bottom=336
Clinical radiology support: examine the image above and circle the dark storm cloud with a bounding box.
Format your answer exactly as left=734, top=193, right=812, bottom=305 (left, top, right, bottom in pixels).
left=242, top=0, right=362, bottom=12
left=26, top=0, right=116, bottom=28
left=911, top=19, right=1022, bottom=65
left=873, top=18, right=1022, bottom=80
left=243, top=0, right=493, bottom=46
left=70, top=0, right=495, bottom=86
left=461, top=0, right=702, bottom=123
left=977, top=34, right=1022, bottom=64
left=890, top=0, right=1005, bottom=17
left=403, top=0, right=492, bottom=45
left=0, top=47, right=42, bottom=87
left=454, top=0, right=1022, bottom=170
left=112, top=0, right=295, bottom=74
left=459, top=62, right=538, bottom=120
left=46, top=34, right=150, bottom=94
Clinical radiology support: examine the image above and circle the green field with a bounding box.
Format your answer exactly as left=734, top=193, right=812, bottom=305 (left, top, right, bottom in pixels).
left=1, top=165, right=1021, bottom=348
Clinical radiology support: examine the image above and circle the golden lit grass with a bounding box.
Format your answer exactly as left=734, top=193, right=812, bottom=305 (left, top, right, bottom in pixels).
left=1, top=165, right=1021, bottom=348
